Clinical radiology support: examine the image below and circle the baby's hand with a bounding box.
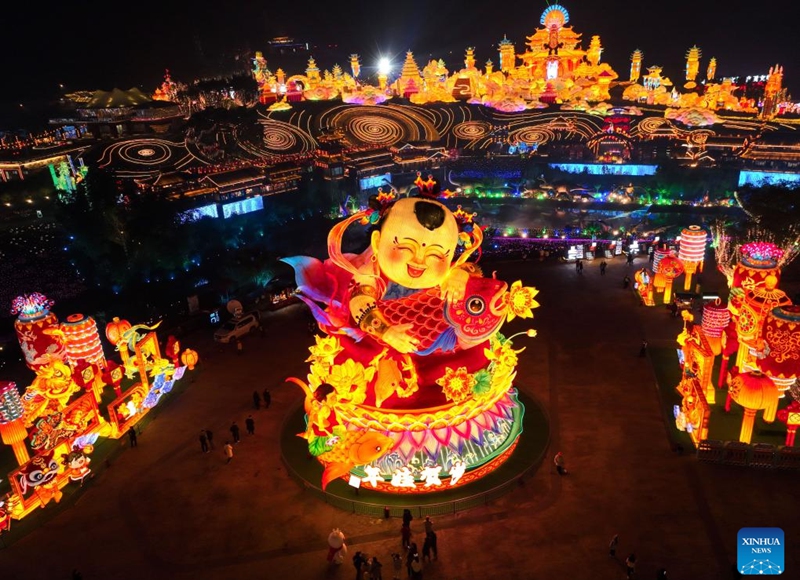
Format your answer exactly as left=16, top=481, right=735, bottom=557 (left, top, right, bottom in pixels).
left=440, top=267, right=469, bottom=303
left=382, top=323, right=419, bottom=354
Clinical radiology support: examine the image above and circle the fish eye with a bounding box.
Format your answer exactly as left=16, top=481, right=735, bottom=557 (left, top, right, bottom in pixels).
left=466, top=296, right=485, bottom=315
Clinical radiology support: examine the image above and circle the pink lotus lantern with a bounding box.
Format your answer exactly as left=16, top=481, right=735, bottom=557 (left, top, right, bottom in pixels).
left=679, top=226, right=707, bottom=291
left=658, top=255, right=684, bottom=305
left=777, top=400, right=800, bottom=446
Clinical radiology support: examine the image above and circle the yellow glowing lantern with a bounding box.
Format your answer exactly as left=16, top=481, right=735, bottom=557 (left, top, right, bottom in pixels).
left=678, top=226, right=707, bottom=291
left=62, top=313, right=105, bottom=369
left=729, top=370, right=779, bottom=444
left=181, top=348, right=199, bottom=371
left=701, top=298, right=730, bottom=356
left=105, top=317, right=132, bottom=346
left=0, top=381, right=29, bottom=465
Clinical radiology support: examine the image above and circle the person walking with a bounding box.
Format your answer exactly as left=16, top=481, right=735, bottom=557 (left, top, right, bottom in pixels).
left=406, top=543, right=418, bottom=578
left=230, top=421, right=240, bottom=443
left=401, top=523, right=411, bottom=549
left=263, top=388, right=271, bottom=409
left=253, top=390, right=261, bottom=410
left=370, top=556, right=383, bottom=580
left=402, top=509, right=413, bottom=528
left=609, top=534, right=619, bottom=557
left=391, top=553, right=402, bottom=580
left=410, top=556, right=423, bottom=580
left=199, top=430, right=209, bottom=453
left=554, top=451, right=566, bottom=475
left=236, top=339, right=243, bottom=355
left=223, top=441, right=234, bottom=464
left=353, top=551, right=365, bottom=580
left=127, top=427, right=137, bottom=448
left=424, top=516, right=433, bottom=536
left=623, top=275, right=631, bottom=289
left=600, top=260, right=607, bottom=275
left=625, top=553, right=637, bottom=578
left=205, top=428, right=215, bottom=449
left=429, top=531, right=437, bottom=560
left=246, top=415, right=255, bottom=435
left=639, top=340, right=648, bottom=357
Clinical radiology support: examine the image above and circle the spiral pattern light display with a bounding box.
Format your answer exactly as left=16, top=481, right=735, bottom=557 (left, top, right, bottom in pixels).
left=679, top=225, right=707, bottom=290
left=118, top=141, right=172, bottom=165
left=510, top=126, right=556, bottom=146
left=322, top=105, right=438, bottom=147
left=348, top=116, right=405, bottom=144
left=97, top=138, right=195, bottom=176
left=453, top=121, right=492, bottom=141
left=259, top=119, right=316, bottom=155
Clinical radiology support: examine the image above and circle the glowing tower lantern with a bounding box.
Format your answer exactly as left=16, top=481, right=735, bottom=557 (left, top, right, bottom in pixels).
left=630, top=49, right=643, bottom=83
left=61, top=314, right=105, bottom=369
left=707, top=57, right=717, bottom=81
left=728, top=370, right=779, bottom=444
left=684, top=46, right=702, bottom=89
left=498, top=35, right=516, bottom=73
left=587, top=35, right=603, bottom=67
left=678, top=226, right=707, bottom=290
left=0, top=381, right=29, bottom=465
left=758, top=305, right=800, bottom=396
left=12, top=293, right=66, bottom=371
left=658, top=255, right=684, bottom=305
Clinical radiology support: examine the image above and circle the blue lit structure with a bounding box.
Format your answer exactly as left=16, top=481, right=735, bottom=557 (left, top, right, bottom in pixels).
left=548, top=163, right=657, bottom=176
left=222, top=196, right=264, bottom=219
left=738, top=170, right=800, bottom=187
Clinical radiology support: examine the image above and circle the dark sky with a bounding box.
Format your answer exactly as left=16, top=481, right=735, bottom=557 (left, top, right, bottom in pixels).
left=2, top=0, right=799, bottom=105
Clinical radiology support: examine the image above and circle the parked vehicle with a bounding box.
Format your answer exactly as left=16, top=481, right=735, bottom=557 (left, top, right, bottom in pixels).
left=213, top=312, right=260, bottom=343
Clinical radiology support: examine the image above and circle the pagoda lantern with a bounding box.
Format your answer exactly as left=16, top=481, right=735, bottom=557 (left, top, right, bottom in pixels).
left=61, top=314, right=105, bottom=370
left=11, top=293, right=66, bottom=371
left=777, top=400, right=800, bottom=446
left=658, top=255, right=684, bottom=305
left=678, top=225, right=707, bottom=290
left=0, top=381, right=29, bottom=465
left=702, top=299, right=730, bottom=356
left=759, top=305, right=800, bottom=395
left=728, top=370, right=780, bottom=444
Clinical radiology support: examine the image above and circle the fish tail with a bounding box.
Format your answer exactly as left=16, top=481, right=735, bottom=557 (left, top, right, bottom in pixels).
left=321, top=461, right=353, bottom=490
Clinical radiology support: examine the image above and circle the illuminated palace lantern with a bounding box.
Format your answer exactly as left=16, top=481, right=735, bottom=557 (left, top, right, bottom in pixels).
left=658, top=255, right=684, bottom=305
left=728, top=370, right=779, bottom=444
left=684, top=46, right=701, bottom=90
left=284, top=185, right=539, bottom=492
left=678, top=226, right=707, bottom=291
left=735, top=275, right=790, bottom=370
left=61, top=314, right=105, bottom=369
left=181, top=349, right=199, bottom=371
left=651, top=247, right=673, bottom=295
left=729, top=242, right=783, bottom=324
left=12, top=293, right=66, bottom=371
left=759, top=305, right=800, bottom=395
left=0, top=381, right=29, bottom=465
left=777, top=400, right=800, bottom=446
left=701, top=299, right=730, bottom=355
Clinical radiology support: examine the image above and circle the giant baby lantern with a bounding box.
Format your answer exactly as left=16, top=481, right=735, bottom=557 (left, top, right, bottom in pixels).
left=728, top=243, right=783, bottom=326
left=678, top=226, right=707, bottom=291
left=285, top=188, right=539, bottom=491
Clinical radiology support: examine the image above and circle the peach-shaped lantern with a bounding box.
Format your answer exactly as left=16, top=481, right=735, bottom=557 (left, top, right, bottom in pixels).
left=678, top=225, right=707, bottom=290
left=181, top=348, right=199, bottom=371
left=658, top=255, right=684, bottom=305
left=777, top=400, right=800, bottom=446
left=729, top=370, right=780, bottom=444
left=105, top=317, right=132, bottom=346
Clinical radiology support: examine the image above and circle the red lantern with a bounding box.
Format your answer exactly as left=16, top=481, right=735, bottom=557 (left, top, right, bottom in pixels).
left=105, top=317, right=132, bottom=346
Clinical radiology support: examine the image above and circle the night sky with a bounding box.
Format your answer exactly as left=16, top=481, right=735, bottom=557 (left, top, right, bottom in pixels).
left=2, top=0, right=799, bottom=108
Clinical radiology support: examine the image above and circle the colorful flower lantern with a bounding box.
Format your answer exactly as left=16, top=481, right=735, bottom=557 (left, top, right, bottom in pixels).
left=702, top=298, right=730, bottom=356
left=658, top=255, right=684, bottom=305
left=777, top=400, right=800, bottom=446
left=679, top=226, right=707, bottom=290
left=12, top=293, right=65, bottom=371
left=105, top=317, right=131, bottom=346
left=758, top=305, right=800, bottom=396
left=181, top=349, right=199, bottom=371
left=729, top=370, right=779, bottom=444
left=0, top=381, right=30, bottom=465
left=61, top=314, right=105, bottom=369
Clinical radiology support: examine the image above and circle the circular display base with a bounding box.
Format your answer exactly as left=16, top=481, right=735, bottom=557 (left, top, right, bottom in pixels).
left=280, top=390, right=550, bottom=513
